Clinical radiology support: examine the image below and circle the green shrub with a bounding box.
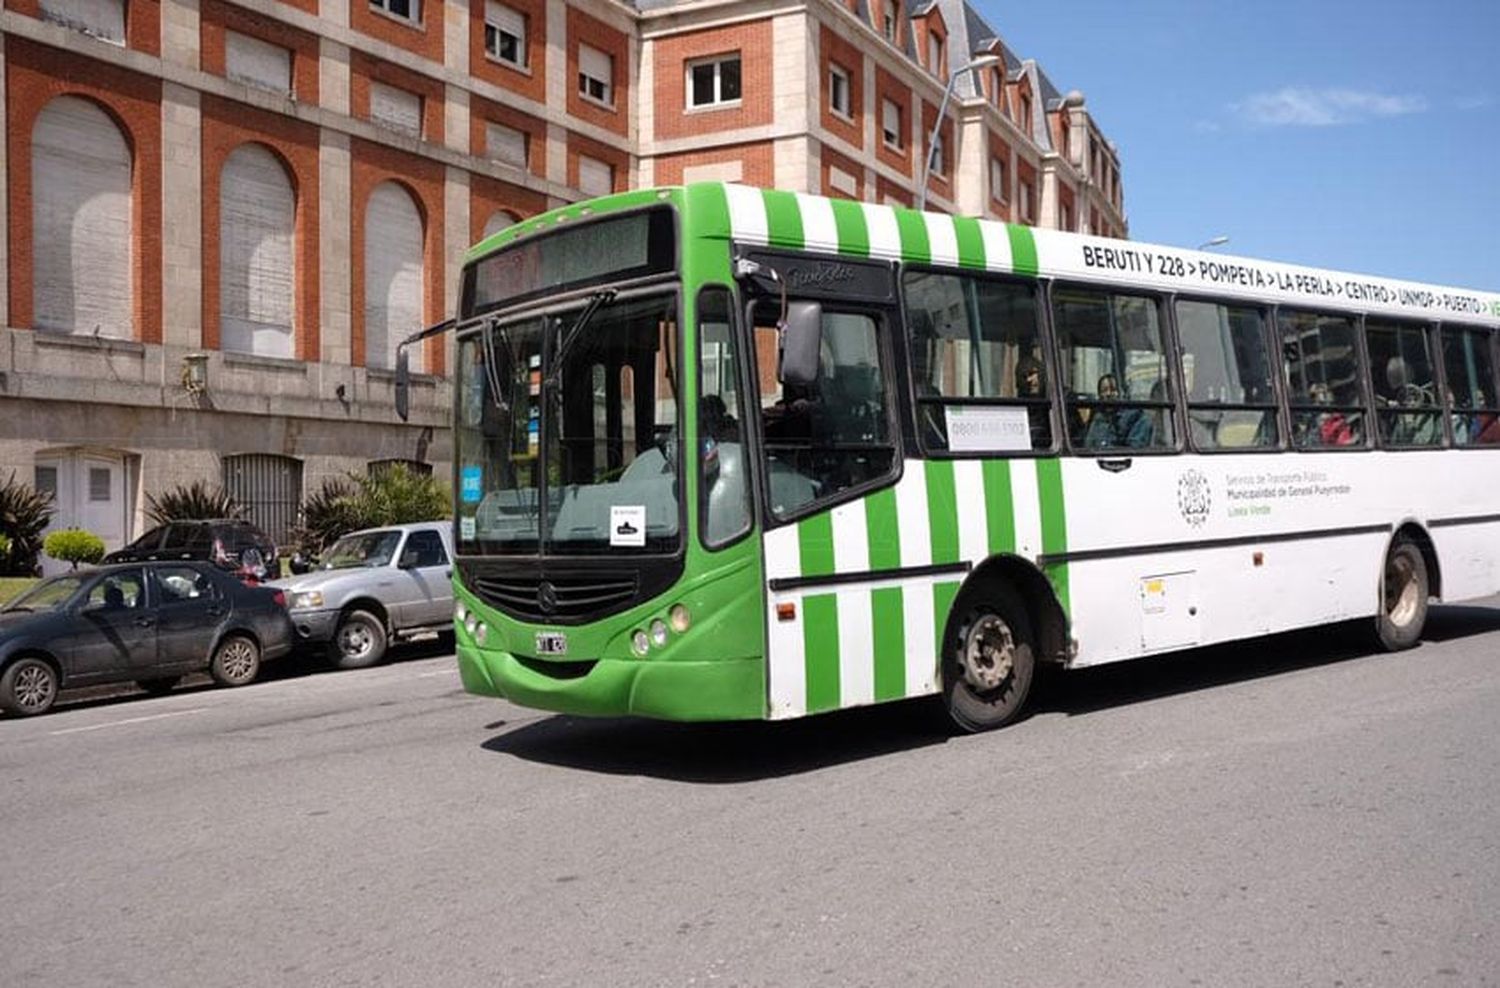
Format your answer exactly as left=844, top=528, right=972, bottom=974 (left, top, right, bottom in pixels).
left=146, top=480, right=242, bottom=525
left=292, top=465, right=450, bottom=556
left=0, top=533, right=10, bottom=558
left=292, top=477, right=361, bottom=556
left=44, top=529, right=106, bottom=570
left=0, top=472, right=55, bottom=576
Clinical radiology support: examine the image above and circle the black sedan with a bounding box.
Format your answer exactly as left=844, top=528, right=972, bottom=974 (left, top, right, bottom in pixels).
left=0, top=561, right=295, bottom=716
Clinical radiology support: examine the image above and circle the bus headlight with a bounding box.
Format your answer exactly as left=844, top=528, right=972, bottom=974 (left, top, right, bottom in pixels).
left=649, top=619, right=669, bottom=648
left=631, top=630, right=650, bottom=656
left=473, top=622, right=488, bottom=646
left=455, top=602, right=468, bottom=623
left=669, top=604, right=691, bottom=633
left=464, top=614, right=478, bottom=635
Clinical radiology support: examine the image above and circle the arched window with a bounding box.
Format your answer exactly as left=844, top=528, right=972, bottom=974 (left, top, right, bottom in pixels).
left=222, top=453, right=303, bottom=547
left=220, top=144, right=295, bottom=358
left=364, top=181, right=424, bottom=372
left=32, top=96, right=132, bottom=337
left=483, top=210, right=518, bottom=239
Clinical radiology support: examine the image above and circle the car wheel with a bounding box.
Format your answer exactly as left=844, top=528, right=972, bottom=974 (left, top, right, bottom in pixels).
left=330, top=610, right=388, bottom=670
left=210, top=634, right=261, bottom=687
left=1, top=658, right=60, bottom=717
left=136, top=676, right=181, bottom=697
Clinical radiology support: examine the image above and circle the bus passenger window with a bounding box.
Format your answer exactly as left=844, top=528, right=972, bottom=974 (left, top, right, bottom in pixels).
left=752, top=304, right=896, bottom=519
left=1364, top=320, right=1440, bottom=447
left=1440, top=327, right=1500, bottom=446
left=1280, top=310, right=1367, bottom=449
left=902, top=270, right=1051, bottom=451
left=1053, top=288, right=1175, bottom=451
left=1174, top=299, right=1278, bottom=450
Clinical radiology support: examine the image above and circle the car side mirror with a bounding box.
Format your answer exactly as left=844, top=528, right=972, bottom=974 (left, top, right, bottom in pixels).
left=778, top=301, right=823, bottom=387
left=395, top=348, right=410, bottom=422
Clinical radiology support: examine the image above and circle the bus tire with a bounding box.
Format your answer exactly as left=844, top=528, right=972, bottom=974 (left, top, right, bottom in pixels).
left=1375, top=539, right=1428, bottom=652
left=941, top=581, right=1036, bottom=733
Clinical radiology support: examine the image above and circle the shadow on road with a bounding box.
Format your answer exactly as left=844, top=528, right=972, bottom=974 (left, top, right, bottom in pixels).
left=481, top=603, right=1500, bottom=782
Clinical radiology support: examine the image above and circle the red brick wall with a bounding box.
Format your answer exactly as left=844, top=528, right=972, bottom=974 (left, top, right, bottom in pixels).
left=9, top=0, right=161, bottom=56
left=469, top=93, right=547, bottom=177
left=350, top=50, right=444, bottom=145
left=873, top=65, right=911, bottom=176
left=876, top=174, right=910, bottom=208
left=567, top=131, right=629, bottom=193
left=652, top=20, right=771, bottom=141
left=818, top=25, right=863, bottom=151
left=819, top=143, right=864, bottom=200
left=200, top=95, right=321, bottom=360
left=653, top=142, right=773, bottom=187
left=470, top=174, right=547, bottom=243
left=349, top=138, right=446, bottom=373
left=201, top=0, right=320, bottom=106
left=469, top=0, right=546, bottom=102
left=5, top=38, right=163, bottom=343
left=566, top=6, right=629, bottom=138
left=351, top=0, right=444, bottom=63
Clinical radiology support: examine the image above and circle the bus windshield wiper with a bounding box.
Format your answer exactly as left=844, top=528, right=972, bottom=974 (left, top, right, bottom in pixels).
left=545, top=290, right=616, bottom=388
left=479, top=316, right=514, bottom=412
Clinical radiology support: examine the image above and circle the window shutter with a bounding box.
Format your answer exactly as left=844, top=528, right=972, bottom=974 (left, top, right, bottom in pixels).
left=882, top=98, right=900, bottom=140
left=579, top=44, right=611, bottom=85
left=369, top=82, right=422, bottom=137
left=577, top=155, right=613, bottom=197
left=485, top=122, right=528, bottom=169
left=364, top=182, right=425, bottom=372
left=225, top=31, right=292, bottom=95
left=485, top=1, right=525, bottom=39
left=39, top=0, right=124, bottom=42
left=220, top=144, right=295, bottom=358
left=31, top=96, right=132, bottom=337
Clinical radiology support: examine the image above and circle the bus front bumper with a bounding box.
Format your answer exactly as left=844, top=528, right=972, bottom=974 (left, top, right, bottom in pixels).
left=456, top=642, right=764, bottom=722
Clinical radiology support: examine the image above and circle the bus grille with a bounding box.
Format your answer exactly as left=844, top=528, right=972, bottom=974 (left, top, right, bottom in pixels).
left=469, top=573, right=640, bottom=623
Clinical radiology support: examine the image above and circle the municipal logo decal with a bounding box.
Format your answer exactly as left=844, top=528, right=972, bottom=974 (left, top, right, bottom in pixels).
left=1177, top=469, right=1212, bottom=528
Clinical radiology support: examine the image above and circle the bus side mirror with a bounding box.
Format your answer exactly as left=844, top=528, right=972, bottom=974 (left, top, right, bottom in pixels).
left=778, top=301, right=823, bottom=387
left=395, top=348, right=410, bottom=421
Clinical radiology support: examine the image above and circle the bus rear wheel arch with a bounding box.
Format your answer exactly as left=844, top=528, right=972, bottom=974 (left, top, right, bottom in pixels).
left=940, top=578, right=1037, bottom=733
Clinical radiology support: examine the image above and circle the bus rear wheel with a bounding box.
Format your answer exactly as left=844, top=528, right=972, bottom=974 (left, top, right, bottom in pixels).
left=941, top=582, right=1036, bottom=733
left=1375, top=538, right=1428, bottom=652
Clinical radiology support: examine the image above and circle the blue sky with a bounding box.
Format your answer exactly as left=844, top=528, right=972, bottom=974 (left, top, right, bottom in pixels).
left=974, top=0, right=1499, bottom=290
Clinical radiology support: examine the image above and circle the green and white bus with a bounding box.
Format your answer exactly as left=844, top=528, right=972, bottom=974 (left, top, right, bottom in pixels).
left=400, top=183, right=1500, bottom=731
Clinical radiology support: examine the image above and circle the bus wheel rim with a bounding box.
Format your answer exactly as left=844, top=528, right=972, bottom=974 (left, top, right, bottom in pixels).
left=1385, top=554, right=1419, bottom=627
left=961, top=614, right=1015, bottom=692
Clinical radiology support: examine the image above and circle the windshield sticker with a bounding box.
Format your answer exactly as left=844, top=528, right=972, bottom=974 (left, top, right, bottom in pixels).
left=610, top=505, right=647, bottom=547
left=460, top=516, right=476, bottom=541
left=460, top=465, right=483, bottom=504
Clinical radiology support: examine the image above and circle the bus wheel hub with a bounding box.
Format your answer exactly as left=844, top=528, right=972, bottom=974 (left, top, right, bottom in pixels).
left=961, top=614, right=1015, bottom=692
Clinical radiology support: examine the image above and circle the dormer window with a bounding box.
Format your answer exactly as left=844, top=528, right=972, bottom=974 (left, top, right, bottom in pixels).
left=883, top=1, right=902, bottom=44
left=927, top=33, right=944, bottom=79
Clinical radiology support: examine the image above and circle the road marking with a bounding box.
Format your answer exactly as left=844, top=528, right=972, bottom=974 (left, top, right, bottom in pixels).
left=416, top=668, right=457, bottom=679
left=49, top=708, right=208, bottom=736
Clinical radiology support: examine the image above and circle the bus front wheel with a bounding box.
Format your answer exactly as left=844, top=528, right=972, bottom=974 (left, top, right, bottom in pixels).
left=941, top=581, right=1036, bottom=733
left=1375, top=538, right=1429, bottom=652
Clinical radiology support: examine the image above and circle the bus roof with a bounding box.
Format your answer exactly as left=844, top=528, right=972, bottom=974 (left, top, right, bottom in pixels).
left=472, top=183, right=1500, bottom=328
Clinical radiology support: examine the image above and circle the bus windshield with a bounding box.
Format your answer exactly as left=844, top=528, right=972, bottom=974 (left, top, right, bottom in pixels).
left=455, top=291, right=680, bottom=555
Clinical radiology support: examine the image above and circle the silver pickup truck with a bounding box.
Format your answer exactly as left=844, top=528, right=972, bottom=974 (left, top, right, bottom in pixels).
left=270, top=521, right=454, bottom=669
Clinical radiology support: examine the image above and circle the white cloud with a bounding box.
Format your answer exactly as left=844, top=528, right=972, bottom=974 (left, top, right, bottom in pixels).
left=1233, top=87, right=1427, bottom=126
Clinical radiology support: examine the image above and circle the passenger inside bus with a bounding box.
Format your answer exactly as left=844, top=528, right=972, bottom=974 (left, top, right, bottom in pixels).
left=1082, top=374, right=1153, bottom=448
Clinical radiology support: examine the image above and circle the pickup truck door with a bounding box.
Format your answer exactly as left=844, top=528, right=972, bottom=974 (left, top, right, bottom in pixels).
left=396, top=529, right=452, bottom=627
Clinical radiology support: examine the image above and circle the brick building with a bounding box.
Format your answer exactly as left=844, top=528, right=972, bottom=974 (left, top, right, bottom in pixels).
left=0, top=0, right=1125, bottom=565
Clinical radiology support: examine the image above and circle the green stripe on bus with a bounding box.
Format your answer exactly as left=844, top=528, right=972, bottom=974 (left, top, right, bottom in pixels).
left=829, top=198, right=871, bottom=257
left=871, top=586, right=906, bottom=701
left=803, top=593, right=841, bottom=712
left=1007, top=224, right=1039, bottom=277
left=894, top=208, right=932, bottom=263
left=865, top=486, right=901, bottom=570
left=761, top=189, right=804, bottom=249
left=797, top=511, right=835, bottom=578
left=953, top=216, right=986, bottom=269
left=933, top=581, right=961, bottom=658
left=924, top=460, right=959, bottom=564
left=684, top=183, right=732, bottom=241
left=981, top=460, right=1016, bottom=554
left=1036, top=457, right=1070, bottom=614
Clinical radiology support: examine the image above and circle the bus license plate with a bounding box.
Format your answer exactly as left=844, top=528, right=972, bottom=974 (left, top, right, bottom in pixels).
left=535, top=632, right=568, bottom=656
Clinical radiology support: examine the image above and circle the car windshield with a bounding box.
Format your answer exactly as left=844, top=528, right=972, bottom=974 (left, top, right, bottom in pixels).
left=321, top=531, right=402, bottom=570
left=3, top=575, right=84, bottom=612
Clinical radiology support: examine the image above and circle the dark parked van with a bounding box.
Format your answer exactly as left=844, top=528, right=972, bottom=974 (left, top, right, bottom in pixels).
left=103, top=519, right=280, bottom=580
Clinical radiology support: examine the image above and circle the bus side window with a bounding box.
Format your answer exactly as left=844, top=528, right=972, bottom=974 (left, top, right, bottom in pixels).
left=1053, top=287, right=1175, bottom=452
left=697, top=286, right=751, bottom=548
left=1365, top=320, right=1441, bottom=448
left=1280, top=309, right=1367, bottom=449
left=1440, top=327, right=1500, bottom=446
left=1174, top=299, right=1279, bottom=450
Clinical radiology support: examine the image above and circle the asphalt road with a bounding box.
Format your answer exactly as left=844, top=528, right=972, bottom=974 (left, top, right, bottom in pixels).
left=3, top=605, right=1500, bottom=988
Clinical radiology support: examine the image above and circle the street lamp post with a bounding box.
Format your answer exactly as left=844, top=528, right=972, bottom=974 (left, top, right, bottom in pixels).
left=915, top=54, right=1001, bottom=213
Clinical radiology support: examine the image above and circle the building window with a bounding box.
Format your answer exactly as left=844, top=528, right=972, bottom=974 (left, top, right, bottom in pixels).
left=225, top=31, right=293, bottom=96
left=369, top=81, right=422, bottom=138
left=990, top=67, right=1004, bottom=109
left=222, top=454, right=303, bottom=547
left=364, top=181, right=425, bottom=372
left=1019, top=180, right=1035, bottom=223
left=483, top=211, right=518, bottom=238
left=828, top=63, right=852, bottom=119
left=928, top=32, right=944, bottom=78
left=39, top=0, right=124, bottom=44
left=485, top=121, right=528, bottom=170
left=1060, top=199, right=1075, bottom=230
left=826, top=166, right=857, bottom=198
left=484, top=1, right=526, bottom=68
left=34, top=466, right=58, bottom=498
left=929, top=130, right=946, bottom=176
left=1020, top=92, right=1033, bottom=132
left=370, top=0, right=419, bottom=23
left=882, top=0, right=901, bottom=43
left=88, top=468, right=112, bottom=502
left=881, top=97, right=903, bottom=149
left=577, top=155, right=613, bottom=197
left=31, top=96, right=133, bottom=338
left=578, top=44, right=613, bottom=107
left=220, top=144, right=296, bottom=359
left=688, top=54, right=742, bottom=109
left=990, top=156, right=1008, bottom=202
